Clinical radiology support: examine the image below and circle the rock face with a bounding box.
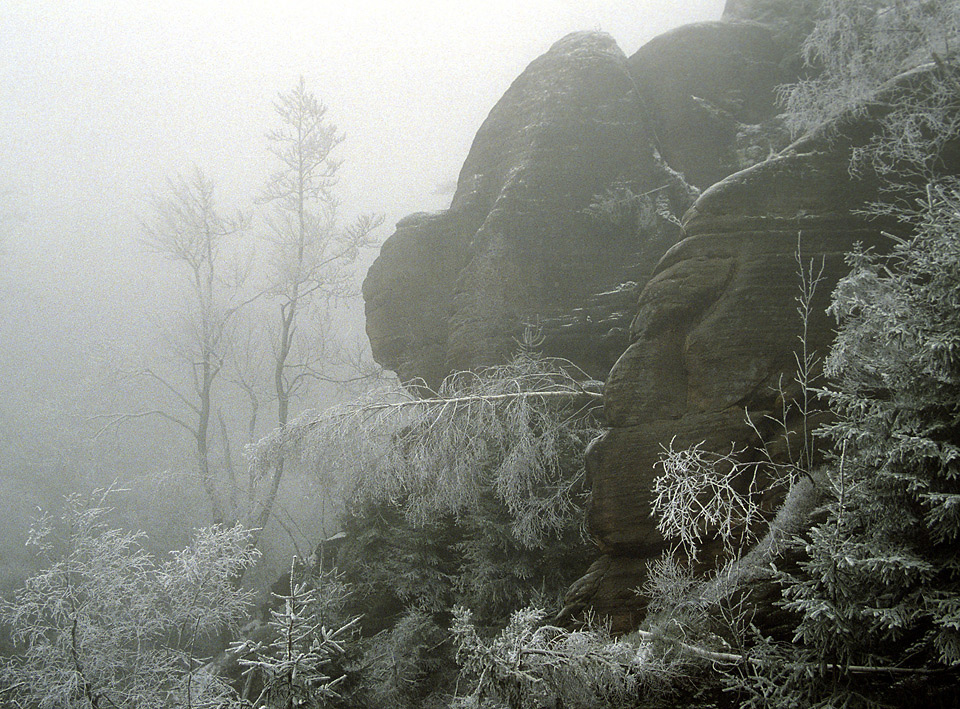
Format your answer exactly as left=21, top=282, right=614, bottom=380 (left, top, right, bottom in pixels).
left=364, top=32, right=663, bottom=388
left=567, top=63, right=960, bottom=629
left=628, top=20, right=791, bottom=189
left=573, top=130, right=889, bottom=629
left=362, top=7, right=916, bottom=632
left=363, top=24, right=794, bottom=388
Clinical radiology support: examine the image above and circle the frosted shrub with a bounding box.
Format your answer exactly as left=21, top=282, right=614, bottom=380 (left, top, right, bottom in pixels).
left=251, top=349, right=602, bottom=549
left=780, top=0, right=960, bottom=186
left=652, top=439, right=762, bottom=560
left=0, top=488, right=260, bottom=709
left=451, top=606, right=683, bottom=709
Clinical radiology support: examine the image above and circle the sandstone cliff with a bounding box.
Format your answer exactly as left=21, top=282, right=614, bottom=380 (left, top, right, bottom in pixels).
left=363, top=20, right=794, bottom=389
left=571, top=127, right=890, bottom=630
left=361, top=5, right=947, bottom=631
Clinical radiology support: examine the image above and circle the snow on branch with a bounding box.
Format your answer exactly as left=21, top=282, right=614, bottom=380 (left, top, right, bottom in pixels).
left=249, top=351, right=603, bottom=547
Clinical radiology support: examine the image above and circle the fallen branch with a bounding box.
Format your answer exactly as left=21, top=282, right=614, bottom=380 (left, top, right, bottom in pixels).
left=517, top=625, right=946, bottom=677
left=632, top=630, right=944, bottom=676
left=344, top=387, right=603, bottom=413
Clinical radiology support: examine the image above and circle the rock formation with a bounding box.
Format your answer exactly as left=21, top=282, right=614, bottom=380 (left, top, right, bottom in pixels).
left=363, top=20, right=794, bottom=389
left=627, top=20, right=791, bottom=189
left=568, top=59, right=960, bottom=629
left=363, top=31, right=663, bottom=388
left=571, top=132, right=888, bottom=630
left=361, top=4, right=949, bottom=631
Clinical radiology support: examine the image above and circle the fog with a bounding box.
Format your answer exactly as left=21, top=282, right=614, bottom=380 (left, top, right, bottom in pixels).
left=0, top=0, right=725, bottom=584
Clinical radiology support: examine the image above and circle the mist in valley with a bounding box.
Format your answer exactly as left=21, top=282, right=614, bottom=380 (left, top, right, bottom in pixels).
left=0, top=0, right=727, bottom=600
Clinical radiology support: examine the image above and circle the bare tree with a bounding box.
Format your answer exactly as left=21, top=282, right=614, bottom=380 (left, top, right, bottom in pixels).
left=132, top=169, right=249, bottom=526
left=251, top=77, right=380, bottom=542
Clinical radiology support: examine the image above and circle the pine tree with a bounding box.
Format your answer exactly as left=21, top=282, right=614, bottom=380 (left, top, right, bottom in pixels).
left=232, top=562, right=359, bottom=709
left=784, top=179, right=960, bottom=668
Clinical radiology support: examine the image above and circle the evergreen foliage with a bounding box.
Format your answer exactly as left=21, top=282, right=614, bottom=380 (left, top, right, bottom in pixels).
left=583, top=183, right=680, bottom=234
left=335, top=492, right=591, bottom=633
left=784, top=179, right=960, bottom=669
left=231, top=561, right=360, bottom=709
left=354, top=607, right=450, bottom=709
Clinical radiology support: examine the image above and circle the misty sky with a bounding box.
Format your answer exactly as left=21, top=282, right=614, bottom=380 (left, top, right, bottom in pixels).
left=0, top=0, right=727, bottom=409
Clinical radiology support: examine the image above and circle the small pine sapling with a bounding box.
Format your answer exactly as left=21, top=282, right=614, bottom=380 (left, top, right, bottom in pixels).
left=231, top=557, right=360, bottom=708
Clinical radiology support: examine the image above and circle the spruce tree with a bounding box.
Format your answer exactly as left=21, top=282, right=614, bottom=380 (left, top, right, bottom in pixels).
left=784, top=179, right=960, bottom=667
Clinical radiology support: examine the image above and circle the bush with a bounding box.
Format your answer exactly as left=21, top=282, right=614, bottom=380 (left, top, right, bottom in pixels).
left=0, top=488, right=260, bottom=708
left=356, top=606, right=450, bottom=709
left=451, top=606, right=688, bottom=709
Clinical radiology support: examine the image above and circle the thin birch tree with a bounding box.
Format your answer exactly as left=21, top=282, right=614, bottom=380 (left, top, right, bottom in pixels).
left=253, top=77, right=380, bottom=544
left=134, top=169, right=249, bottom=526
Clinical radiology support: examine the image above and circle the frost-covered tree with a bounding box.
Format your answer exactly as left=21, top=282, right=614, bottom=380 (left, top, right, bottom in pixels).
left=450, top=606, right=689, bottom=709
left=231, top=561, right=359, bottom=709
left=770, top=0, right=960, bottom=679
left=780, top=0, right=960, bottom=185
left=252, top=77, right=380, bottom=545
left=252, top=347, right=602, bottom=551
left=784, top=179, right=960, bottom=669
left=0, top=489, right=260, bottom=708
left=120, top=169, right=249, bottom=526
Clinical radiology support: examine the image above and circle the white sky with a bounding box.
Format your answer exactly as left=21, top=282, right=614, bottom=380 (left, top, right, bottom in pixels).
left=2, top=0, right=727, bottom=236
left=0, top=0, right=727, bottom=398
